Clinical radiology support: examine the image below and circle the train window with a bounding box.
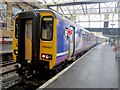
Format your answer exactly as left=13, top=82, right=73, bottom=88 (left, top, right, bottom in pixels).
left=41, top=16, right=53, bottom=41
left=79, top=31, right=81, bottom=37
left=87, top=38, right=89, bottom=41
left=82, top=34, right=86, bottom=41
left=25, top=20, right=32, bottom=39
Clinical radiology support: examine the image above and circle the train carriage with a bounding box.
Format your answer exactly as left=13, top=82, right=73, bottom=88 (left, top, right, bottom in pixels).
left=12, top=9, right=101, bottom=77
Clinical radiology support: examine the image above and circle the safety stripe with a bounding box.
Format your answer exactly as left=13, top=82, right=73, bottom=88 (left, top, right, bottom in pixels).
left=57, top=51, right=69, bottom=57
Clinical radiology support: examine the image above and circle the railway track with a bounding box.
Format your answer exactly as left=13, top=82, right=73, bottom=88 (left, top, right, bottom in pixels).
left=2, top=48, right=92, bottom=90
left=0, top=50, right=13, bottom=62
left=7, top=77, right=47, bottom=90
left=0, top=50, right=20, bottom=90
left=1, top=62, right=21, bottom=90
left=2, top=72, right=21, bottom=90
left=0, top=51, right=15, bottom=76
left=0, top=50, right=47, bottom=90
left=1, top=62, right=18, bottom=75
left=1, top=61, right=53, bottom=90
left=0, top=60, right=14, bottom=67
left=4, top=57, right=77, bottom=90
left=0, top=50, right=14, bottom=67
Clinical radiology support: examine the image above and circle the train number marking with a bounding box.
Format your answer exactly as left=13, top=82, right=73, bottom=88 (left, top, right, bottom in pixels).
left=42, top=46, right=52, bottom=49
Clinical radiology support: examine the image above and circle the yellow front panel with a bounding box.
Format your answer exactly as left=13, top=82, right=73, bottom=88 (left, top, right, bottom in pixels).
left=12, top=16, right=18, bottom=62
left=12, top=37, right=18, bottom=62
left=39, top=12, right=57, bottom=69
left=25, top=38, right=32, bottom=61
left=25, top=20, right=32, bottom=62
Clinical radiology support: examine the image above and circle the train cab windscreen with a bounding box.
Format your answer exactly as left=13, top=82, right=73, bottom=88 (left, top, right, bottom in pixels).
left=41, top=16, right=53, bottom=41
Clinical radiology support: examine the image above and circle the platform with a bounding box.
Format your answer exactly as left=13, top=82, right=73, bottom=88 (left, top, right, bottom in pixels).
left=43, top=43, right=118, bottom=88
left=0, top=44, right=12, bottom=51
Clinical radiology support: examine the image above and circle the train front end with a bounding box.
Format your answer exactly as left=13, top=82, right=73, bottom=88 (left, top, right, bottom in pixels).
left=12, top=10, right=57, bottom=77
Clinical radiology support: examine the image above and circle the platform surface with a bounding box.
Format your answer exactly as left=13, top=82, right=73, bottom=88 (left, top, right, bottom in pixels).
left=0, top=44, right=12, bottom=51
left=46, top=43, right=118, bottom=88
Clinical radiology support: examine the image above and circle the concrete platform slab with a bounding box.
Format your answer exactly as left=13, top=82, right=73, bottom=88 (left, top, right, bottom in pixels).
left=45, top=44, right=118, bottom=88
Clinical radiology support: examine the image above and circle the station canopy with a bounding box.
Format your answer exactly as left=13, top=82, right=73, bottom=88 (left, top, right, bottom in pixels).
left=37, top=0, right=119, bottom=18
left=37, top=0, right=119, bottom=29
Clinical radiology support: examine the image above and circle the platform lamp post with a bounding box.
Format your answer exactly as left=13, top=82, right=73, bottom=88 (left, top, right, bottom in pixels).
left=111, top=23, right=115, bottom=29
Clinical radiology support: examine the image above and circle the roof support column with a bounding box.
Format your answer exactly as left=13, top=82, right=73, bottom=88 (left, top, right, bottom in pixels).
left=57, top=6, right=58, bottom=11
left=87, top=14, right=90, bottom=28
left=6, top=2, right=12, bottom=31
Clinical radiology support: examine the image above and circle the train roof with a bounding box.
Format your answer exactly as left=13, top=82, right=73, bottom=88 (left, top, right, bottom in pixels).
left=35, top=9, right=92, bottom=34
left=18, top=9, right=94, bottom=35
left=35, top=9, right=74, bottom=24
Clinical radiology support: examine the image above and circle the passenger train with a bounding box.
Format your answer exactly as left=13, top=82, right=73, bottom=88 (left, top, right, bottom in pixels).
left=12, top=9, right=106, bottom=77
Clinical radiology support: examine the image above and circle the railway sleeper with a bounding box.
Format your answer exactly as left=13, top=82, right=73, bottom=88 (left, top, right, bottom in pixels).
left=2, top=53, right=13, bottom=61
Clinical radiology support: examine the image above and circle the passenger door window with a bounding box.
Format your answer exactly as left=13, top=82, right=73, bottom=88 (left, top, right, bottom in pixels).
left=25, top=20, right=32, bottom=39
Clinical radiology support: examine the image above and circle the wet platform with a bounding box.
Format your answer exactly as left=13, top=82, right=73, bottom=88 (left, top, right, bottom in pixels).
left=44, top=43, right=118, bottom=88
left=0, top=44, right=12, bottom=51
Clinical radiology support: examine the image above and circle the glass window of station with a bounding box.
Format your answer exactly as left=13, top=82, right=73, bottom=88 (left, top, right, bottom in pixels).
left=12, top=5, right=22, bottom=30
left=0, top=2, right=7, bottom=30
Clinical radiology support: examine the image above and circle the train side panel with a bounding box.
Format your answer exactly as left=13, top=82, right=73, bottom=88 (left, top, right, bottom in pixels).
left=81, top=32, right=90, bottom=52
left=55, top=19, right=69, bottom=65
left=80, top=31, right=95, bottom=52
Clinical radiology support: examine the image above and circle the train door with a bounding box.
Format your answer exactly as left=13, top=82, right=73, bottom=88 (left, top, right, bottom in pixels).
left=25, top=20, right=32, bottom=62
left=17, top=12, right=40, bottom=63
left=68, top=26, right=75, bottom=58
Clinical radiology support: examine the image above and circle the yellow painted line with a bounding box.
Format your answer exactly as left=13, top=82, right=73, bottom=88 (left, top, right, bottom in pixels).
left=37, top=45, right=97, bottom=90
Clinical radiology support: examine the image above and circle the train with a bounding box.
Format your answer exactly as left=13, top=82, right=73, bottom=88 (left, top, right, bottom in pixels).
left=12, top=9, right=107, bottom=77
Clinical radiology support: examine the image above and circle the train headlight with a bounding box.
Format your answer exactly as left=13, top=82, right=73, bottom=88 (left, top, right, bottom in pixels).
left=14, top=50, right=18, bottom=55
left=41, top=53, right=52, bottom=60
left=28, top=60, right=31, bottom=63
